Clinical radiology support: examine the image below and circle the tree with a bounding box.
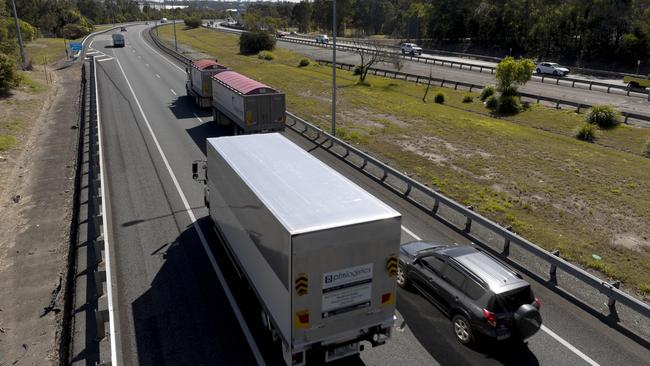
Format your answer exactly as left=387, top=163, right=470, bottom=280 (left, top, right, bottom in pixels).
left=494, top=56, right=535, bottom=96
left=239, top=31, right=275, bottom=55
left=291, top=1, right=311, bottom=33
left=0, top=53, right=20, bottom=95
left=352, top=40, right=402, bottom=84
left=184, top=17, right=201, bottom=29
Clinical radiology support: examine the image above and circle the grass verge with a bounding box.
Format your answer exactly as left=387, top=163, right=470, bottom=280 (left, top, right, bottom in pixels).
left=158, top=25, right=650, bottom=297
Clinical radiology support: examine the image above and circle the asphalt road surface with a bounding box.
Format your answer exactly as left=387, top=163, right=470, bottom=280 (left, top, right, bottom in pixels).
left=85, top=24, right=650, bottom=365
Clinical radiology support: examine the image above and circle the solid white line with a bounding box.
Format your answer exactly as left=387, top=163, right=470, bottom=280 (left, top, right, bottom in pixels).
left=401, top=225, right=421, bottom=240
left=97, top=57, right=114, bottom=62
left=193, top=113, right=204, bottom=123
left=138, top=28, right=185, bottom=72
left=93, top=57, right=119, bottom=366
left=87, top=51, right=100, bottom=55
left=155, top=74, right=160, bottom=78
left=540, top=325, right=600, bottom=366
left=170, top=89, right=176, bottom=96
left=112, top=54, right=266, bottom=366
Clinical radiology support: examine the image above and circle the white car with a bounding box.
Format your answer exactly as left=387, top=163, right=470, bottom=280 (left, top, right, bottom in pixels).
left=401, top=43, right=422, bottom=55
left=536, top=62, right=570, bottom=76
left=315, top=34, right=329, bottom=44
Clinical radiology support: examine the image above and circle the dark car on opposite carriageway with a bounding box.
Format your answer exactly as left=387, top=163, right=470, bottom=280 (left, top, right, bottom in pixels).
left=397, top=241, right=542, bottom=346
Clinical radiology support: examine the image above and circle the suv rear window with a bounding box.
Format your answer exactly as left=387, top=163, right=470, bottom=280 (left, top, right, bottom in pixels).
left=491, top=286, right=534, bottom=313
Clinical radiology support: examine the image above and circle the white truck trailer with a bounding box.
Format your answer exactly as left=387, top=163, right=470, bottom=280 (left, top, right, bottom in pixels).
left=185, top=59, right=228, bottom=108
left=211, top=70, right=285, bottom=134
left=195, top=133, right=402, bottom=365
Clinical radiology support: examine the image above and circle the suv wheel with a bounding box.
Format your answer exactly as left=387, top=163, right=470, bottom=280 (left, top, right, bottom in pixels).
left=452, top=314, right=474, bottom=345
left=396, top=265, right=408, bottom=288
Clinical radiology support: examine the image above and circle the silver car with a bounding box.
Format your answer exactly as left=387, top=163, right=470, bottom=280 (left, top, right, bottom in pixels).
left=536, top=62, right=570, bottom=76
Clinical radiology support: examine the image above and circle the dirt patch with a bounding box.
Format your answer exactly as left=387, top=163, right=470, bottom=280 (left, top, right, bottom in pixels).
left=613, top=233, right=650, bottom=251
left=0, top=64, right=81, bottom=365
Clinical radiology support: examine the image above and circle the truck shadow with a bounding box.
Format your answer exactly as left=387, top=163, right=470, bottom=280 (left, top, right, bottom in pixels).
left=168, top=95, right=212, bottom=120
left=130, top=217, right=287, bottom=366
left=185, top=120, right=232, bottom=155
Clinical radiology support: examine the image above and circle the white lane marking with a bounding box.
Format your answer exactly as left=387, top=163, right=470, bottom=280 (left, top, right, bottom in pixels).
left=87, top=51, right=100, bottom=55
left=89, top=39, right=94, bottom=49
left=170, top=89, right=177, bottom=96
left=155, top=74, right=160, bottom=78
left=97, top=57, right=114, bottom=62
left=138, top=28, right=185, bottom=72
left=540, top=325, right=600, bottom=366
left=401, top=225, right=421, bottom=240
left=193, top=113, right=204, bottom=123
left=93, top=57, right=119, bottom=366
left=112, top=54, right=266, bottom=366
left=145, top=63, right=150, bottom=67
left=138, top=55, right=142, bottom=59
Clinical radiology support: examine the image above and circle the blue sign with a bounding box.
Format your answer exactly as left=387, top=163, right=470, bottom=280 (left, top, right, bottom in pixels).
left=69, top=42, right=83, bottom=51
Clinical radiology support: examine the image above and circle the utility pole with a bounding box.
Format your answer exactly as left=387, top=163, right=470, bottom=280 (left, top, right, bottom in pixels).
left=9, top=0, right=27, bottom=70
left=331, top=0, right=336, bottom=136
left=172, top=1, right=178, bottom=51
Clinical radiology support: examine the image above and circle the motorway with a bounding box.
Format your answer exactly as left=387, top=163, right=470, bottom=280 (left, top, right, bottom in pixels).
left=274, top=39, right=650, bottom=119
left=82, top=24, right=650, bottom=365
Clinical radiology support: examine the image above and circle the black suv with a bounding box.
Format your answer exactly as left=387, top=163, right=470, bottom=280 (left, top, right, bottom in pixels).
left=398, top=241, right=542, bottom=346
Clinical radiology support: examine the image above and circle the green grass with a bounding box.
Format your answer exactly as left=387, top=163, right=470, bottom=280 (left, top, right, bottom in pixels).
left=157, top=25, right=650, bottom=295
left=25, top=38, right=69, bottom=65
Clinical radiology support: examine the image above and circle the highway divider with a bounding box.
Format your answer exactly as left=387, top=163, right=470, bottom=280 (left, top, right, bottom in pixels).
left=65, top=57, right=114, bottom=366
left=317, top=59, right=650, bottom=126
left=147, top=23, right=650, bottom=342
left=278, top=36, right=648, bottom=99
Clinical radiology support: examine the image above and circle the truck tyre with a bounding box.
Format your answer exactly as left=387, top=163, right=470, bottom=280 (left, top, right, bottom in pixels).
left=514, top=304, right=542, bottom=340
left=452, top=314, right=474, bottom=346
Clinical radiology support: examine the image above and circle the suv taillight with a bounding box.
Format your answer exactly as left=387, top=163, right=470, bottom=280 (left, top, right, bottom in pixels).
left=534, top=297, right=541, bottom=309
left=482, top=308, right=497, bottom=327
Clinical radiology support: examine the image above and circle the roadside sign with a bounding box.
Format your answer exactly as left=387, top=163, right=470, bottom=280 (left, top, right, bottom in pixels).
left=69, top=42, right=83, bottom=51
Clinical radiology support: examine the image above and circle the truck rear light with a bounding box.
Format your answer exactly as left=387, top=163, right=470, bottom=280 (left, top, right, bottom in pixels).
left=294, top=310, right=310, bottom=329
left=292, top=350, right=304, bottom=365
left=381, top=292, right=394, bottom=305
left=534, top=297, right=541, bottom=309
left=483, top=309, right=497, bottom=327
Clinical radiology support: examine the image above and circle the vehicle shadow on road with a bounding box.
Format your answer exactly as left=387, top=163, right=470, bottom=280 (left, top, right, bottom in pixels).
left=130, top=218, right=261, bottom=365
left=168, top=95, right=212, bottom=120
left=185, top=119, right=232, bottom=155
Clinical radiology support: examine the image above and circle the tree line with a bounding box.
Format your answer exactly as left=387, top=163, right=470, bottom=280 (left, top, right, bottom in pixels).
left=246, top=0, right=650, bottom=71
left=7, top=0, right=224, bottom=38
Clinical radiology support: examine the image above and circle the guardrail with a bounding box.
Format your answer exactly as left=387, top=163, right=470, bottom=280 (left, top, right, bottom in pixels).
left=278, top=36, right=649, bottom=98
left=317, top=59, right=650, bottom=126
left=284, top=112, right=650, bottom=325
left=147, top=24, right=650, bottom=337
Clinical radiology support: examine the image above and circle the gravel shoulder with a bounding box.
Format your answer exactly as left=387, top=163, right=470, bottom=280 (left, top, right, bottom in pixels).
left=0, top=63, right=81, bottom=365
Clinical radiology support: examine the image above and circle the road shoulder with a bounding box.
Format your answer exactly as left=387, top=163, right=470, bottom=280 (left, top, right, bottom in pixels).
left=0, top=64, right=81, bottom=365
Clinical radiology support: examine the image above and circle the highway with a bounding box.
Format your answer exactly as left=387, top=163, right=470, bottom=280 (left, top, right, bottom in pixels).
left=84, top=24, right=650, bottom=365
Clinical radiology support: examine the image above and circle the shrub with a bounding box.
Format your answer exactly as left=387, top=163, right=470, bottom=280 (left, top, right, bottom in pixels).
left=462, top=93, right=473, bottom=103
left=258, top=50, right=275, bottom=60
left=298, top=58, right=310, bottom=67
left=643, top=138, right=650, bottom=158
left=479, top=85, right=495, bottom=101
left=62, top=23, right=92, bottom=39
left=497, top=95, right=521, bottom=114
left=575, top=122, right=598, bottom=142
left=434, top=92, right=445, bottom=104
left=184, top=17, right=201, bottom=29
left=587, top=105, right=620, bottom=128
left=485, top=95, right=498, bottom=109
left=0, top=53, right=19, bottom=95
left=239, top=31, right=276, bottom=55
